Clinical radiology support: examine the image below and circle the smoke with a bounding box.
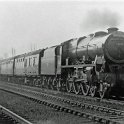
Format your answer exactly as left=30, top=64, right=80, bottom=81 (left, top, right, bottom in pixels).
left=81, top=9, right=121, bottom=32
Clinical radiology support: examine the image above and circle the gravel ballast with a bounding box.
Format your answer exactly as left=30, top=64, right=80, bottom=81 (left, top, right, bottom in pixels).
left=0, top=90, right=96, bottom=124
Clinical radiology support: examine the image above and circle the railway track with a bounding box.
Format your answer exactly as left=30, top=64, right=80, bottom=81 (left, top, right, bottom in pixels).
left=4, top=81, right=124, bottom=109
left=0, top=81, right=124, bottom=124
left=0, top=104, right=32, bottom=124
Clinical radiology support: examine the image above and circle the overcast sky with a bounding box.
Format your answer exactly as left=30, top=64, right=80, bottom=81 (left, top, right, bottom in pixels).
left=0, top=0, right=124, bottom=58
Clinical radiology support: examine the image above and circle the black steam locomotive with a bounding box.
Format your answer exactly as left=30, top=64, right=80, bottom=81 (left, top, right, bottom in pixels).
left=0, top=27, right=124, bottom=98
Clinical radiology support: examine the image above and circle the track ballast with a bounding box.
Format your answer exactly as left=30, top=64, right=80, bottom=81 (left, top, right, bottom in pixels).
left=0, top=104, right=32, bottom=124
left=0, top=81, right=124, bottom=124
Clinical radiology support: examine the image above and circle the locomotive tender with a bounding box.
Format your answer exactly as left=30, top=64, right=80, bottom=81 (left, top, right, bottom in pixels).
left=0, top=27, right=124, bottom=98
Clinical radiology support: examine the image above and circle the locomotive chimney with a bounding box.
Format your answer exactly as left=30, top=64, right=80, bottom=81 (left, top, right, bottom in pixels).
left=107, top=27, right=118, bottom=33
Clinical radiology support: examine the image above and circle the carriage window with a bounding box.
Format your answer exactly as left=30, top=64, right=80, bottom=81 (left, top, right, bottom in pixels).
left=24, top=59, right=27, bottom=67
left=29, top=58, right=32, bottom=66
left=33, top=57, right=37, bottom=66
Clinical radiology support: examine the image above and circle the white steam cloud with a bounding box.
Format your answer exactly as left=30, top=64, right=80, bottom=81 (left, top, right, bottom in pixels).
left=81, top=9, right=121, bottom=32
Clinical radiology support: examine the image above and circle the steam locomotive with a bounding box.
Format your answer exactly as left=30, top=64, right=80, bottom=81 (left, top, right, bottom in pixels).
left=0, top=27, right=124, bottom=98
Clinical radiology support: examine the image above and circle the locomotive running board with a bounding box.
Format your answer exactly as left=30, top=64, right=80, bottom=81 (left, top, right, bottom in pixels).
left=61, top=64, right=95, bottom=68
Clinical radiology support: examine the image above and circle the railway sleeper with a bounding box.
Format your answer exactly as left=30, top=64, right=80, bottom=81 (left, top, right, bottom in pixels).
left=1, top=83, right=124, bottom=124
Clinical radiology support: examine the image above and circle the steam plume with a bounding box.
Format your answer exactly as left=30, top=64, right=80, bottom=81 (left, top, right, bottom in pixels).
left=81, top=9, right=121, bottom=32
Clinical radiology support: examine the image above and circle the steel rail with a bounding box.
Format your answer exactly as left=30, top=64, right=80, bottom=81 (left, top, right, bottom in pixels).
left=1, top=82, right=123, bottom=116
left=0, top=105, right=33, bottom=124
left=0, top=83, right=124, bottom=123
left=2, top=81, right=124, bottom=106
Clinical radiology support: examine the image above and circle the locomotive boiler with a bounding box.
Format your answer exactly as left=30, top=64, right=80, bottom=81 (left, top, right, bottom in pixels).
left=61, top=28, right=124, bottom=98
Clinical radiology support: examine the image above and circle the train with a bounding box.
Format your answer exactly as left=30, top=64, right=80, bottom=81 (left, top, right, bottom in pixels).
left=0, top=27, right=124, bottom=99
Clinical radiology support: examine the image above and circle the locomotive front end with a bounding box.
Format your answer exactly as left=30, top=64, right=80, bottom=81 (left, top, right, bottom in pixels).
left=104, top=31, right=124, bottom=64
left=104, top=30, right=124, bottom=96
